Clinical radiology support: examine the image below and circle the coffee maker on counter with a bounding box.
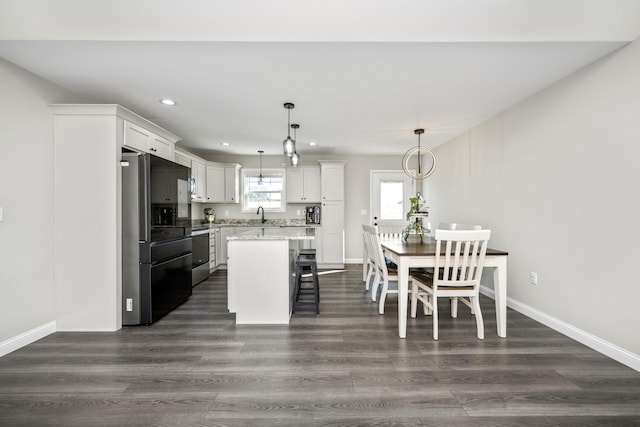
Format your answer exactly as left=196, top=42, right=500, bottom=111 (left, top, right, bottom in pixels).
left=305, top=206, right=321, bottom=225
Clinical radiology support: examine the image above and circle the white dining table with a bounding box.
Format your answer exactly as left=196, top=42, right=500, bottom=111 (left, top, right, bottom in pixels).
left=380, top=237, right=509, bottom=338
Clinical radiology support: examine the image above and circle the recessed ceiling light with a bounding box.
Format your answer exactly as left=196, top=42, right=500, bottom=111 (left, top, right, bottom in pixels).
left=221, top=142, right=230, bottom=146
left=159, top=99, right=177, bottom=106
left=309, top=142, right=317, bottom=146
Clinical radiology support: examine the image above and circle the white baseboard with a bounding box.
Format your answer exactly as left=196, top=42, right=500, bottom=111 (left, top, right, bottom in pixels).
left=0, top=321, right=56, bottom=357
left=480, top=285, right=640, bottom=372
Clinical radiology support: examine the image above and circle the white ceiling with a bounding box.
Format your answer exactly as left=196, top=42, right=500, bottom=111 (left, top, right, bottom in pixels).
left=1, top=0, right=639, bottom=158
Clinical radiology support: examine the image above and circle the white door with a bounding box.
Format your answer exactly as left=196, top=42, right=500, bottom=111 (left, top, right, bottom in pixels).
left=370, top=171, right=414, bottom=229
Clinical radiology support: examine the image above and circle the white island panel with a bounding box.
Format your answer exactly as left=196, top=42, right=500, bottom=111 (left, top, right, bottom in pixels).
left=228, top=239, right=292, bottom=324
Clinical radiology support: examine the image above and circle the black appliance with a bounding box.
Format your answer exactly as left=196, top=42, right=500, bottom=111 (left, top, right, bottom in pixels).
left=121, top=152, right=193, bottom=325
left=191, top=227, right=210, bottom=286
left=306, top=206, right=321, bottom=224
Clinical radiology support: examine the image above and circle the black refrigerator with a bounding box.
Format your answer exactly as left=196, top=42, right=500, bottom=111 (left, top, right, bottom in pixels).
left=121, top=151, right=193, bottom=325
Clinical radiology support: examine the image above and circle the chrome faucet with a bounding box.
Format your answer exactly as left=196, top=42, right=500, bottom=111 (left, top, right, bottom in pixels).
left=257, top=206, right=267, bottom=223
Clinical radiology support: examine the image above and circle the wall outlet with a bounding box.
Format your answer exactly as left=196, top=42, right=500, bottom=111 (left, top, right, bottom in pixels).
left=126, top=298, right=133, bottom=311
left=297, top=209, right=301, bottom=216
left=224, top=210, right=229, bottom=216
left=529, top=272, right=538, bottom=285
left=361, top=209, right=367, bottom=215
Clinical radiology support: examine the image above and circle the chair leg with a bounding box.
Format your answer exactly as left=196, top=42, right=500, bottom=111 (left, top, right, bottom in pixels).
left=410, top=282, right=418, bottom=318
left=423, top=295, right=431, bottom=315
left=432, top=297, right=439, bottom=340
left=451, top=297, right=458, bottom=318
left=364, top=263, right=374, bottom=291
left=472, top=296, right=484, bottom=339
left=371, top=270, right=381, bottom=302
left=378, top=277, right=389, bottom=314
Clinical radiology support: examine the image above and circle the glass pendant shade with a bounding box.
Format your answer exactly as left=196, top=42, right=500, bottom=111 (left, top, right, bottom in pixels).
left=291, top=151, right=300, bottom=167
left=282, top=103, right=296, bottom=156
left=283, top=136, right=295, bottom=157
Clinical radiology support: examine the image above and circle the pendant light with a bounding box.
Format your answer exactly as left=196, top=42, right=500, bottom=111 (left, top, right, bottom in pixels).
left=290, top=123, right=300, bottom=167
left=402, top=128, right=437, bottom=180
left=257, top=150, right=264, bottom=185
left=282, top=102, right=296, bottom=157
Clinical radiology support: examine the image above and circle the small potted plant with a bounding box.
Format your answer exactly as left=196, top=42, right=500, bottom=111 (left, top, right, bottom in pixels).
left=403, top=195, right=427, bottom=243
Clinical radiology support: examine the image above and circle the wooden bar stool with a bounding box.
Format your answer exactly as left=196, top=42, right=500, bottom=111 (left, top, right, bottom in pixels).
left=292, top=252, right=319, bottom=314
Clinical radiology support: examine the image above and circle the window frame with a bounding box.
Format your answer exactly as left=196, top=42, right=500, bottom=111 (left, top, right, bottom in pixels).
left=241, top=167, right=287, bottom=213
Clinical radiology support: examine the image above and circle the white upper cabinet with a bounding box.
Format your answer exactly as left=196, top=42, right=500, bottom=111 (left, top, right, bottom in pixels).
left=124, top=121, right=174, bottom=161
left=191, top=159, right=207, bottom=202
left=206, top=164, right=225, bottom=203
left=286, top=166, right=320, bottom=203
left=320, top=161, right=345, bottom=201
left=224, top=164, right=241, bottom=203
left=173, top=151, right=191, bottom=168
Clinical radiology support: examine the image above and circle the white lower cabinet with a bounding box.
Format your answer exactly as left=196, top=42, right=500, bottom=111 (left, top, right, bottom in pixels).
left=319, top=201, right=344, bottom=267
left=209, top=227, right=219, bottom=273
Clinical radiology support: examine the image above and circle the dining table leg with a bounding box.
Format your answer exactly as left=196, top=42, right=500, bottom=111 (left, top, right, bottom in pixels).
left=494, top=257, right=508, bottom=338
left=397, top=257, right=409, bottom=338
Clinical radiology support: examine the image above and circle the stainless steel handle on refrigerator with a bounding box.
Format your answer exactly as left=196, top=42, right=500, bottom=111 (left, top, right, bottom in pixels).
left=139, top=154, right=150, bottom=243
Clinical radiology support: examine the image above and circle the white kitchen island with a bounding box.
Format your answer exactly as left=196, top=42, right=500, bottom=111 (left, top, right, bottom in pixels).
left=227, top=227, right=315, bottom=324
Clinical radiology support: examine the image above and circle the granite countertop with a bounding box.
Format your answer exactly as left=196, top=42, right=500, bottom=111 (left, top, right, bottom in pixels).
left=192, top=219, right=318, bottom=228
left=228, top=227, right=316, bottom=241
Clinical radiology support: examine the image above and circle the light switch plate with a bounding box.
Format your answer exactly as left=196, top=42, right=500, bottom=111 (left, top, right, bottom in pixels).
left=0, top=206, right=3, bottom=221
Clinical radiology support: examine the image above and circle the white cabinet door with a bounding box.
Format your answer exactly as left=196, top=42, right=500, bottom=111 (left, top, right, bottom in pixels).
left=206, top=165, right=225, bottom=202
left=149, top=134, right=173, bottom=159
left=124, top=121, right=174, bottom=161
left=286, top=166, right=320, bottom=203
left=303, top=167, right=321, bottom=202
left=320, top=200, right=344, bottom=265
left=174, top=152, right=191, bottom=168
left=124, top=121, right=150, bottom=152
left=321, top=163, right=344, bottom=201
left=224, top=164, right=240, bottom=203
left=192, top=159, right=207, bottom=202
left=286, top=168, right=304, bottom=202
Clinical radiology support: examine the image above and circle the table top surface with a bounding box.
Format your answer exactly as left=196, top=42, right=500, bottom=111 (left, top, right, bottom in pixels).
left=380, top=238, right=508, bottom=256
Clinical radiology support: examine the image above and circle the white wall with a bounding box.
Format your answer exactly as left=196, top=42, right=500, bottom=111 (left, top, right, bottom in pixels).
left=0, top=58, right=83, bottom=351
left=425, top=39, right=640, bottom=362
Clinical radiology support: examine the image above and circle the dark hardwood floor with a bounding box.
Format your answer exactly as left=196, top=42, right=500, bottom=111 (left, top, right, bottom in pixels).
left=1, top=265, right=639, bottom=426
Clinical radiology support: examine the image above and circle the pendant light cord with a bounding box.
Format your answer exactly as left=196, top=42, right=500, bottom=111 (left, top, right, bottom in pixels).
left=417, top=132, right=422, bottom=175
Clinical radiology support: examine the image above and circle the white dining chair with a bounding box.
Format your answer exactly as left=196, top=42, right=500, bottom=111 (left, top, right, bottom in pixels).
left=362, top=224, right=407, bottom=314
left=438, top=222, right=482, bottom=230
left=362, top=227, right=375, bottom=291
left=410, top=229, right=491, bottom=340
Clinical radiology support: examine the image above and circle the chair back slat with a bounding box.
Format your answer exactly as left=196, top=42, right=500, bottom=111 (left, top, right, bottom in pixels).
left=435, top=229, right=491, bottom=289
